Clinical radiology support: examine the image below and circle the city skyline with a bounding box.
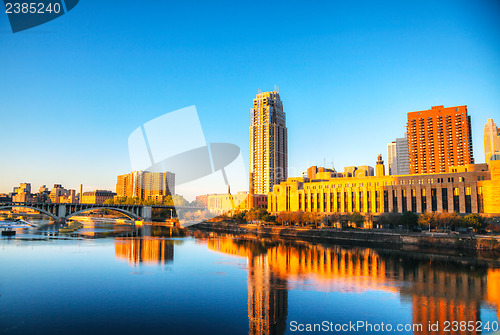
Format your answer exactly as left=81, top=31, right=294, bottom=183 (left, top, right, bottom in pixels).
left=1, top=1, right=500, bottom=192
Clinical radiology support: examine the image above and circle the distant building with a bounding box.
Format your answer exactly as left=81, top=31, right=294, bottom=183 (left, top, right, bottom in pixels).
left=269, top=157, right=500, bottom=215
left=207, top=192, right=268, bottom=215
left=116, top=171, right=175, bottom=201
left=305, top=166, right=339, bottom=179
left=82, top=190, right=116, bottom=204
left=484, top=118, right=500, bottom=166
left=12, top=183, right=31, bottom=202
left=249, top=90, right=287, bottom=194
left=387, top=136, right=409, bottom=175
left=342, top=165, right=373, bottom=178
left=0, top=193, right=12, bottom=202
left=407, top=105, right=474, bottom=174
left=49, top=184, right=77, bottom=203
left=195, top=194, right=209, bottom=208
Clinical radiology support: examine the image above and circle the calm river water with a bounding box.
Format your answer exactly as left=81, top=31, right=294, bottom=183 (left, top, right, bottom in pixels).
left=0, top=218, right=499, bottom=335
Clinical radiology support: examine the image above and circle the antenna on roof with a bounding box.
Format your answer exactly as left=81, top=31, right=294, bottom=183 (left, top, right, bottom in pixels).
left=274, top=84, right=279, bottom=93
left=258, top=88, right=262, bottom=94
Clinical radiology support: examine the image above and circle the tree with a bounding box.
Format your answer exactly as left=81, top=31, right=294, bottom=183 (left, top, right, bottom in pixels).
left=349, top=212, right=364, bottom=228
left=461, top=214, right=486, bottom=230
left=400, top=211, right=418, bottom=229
left=418, top=212, right=438, bottom=231
left=437, top=212, right=462, bottom=229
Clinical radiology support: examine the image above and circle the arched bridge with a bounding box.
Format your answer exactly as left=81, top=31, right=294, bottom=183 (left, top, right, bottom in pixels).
left=0, top=202, right=204, bottom=222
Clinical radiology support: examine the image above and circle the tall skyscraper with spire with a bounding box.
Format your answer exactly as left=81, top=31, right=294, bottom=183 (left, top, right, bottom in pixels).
left=484, top=119, right=500, bottom=166
left=249, top=90, right=287, bottom=195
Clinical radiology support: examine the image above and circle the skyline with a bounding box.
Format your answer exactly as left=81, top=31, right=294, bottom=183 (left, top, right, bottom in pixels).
left=1, top=0, right=500, bottom=192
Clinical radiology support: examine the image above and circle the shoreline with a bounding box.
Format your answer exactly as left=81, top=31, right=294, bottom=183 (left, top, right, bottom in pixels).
left=190, top=221, right=500, bottom=256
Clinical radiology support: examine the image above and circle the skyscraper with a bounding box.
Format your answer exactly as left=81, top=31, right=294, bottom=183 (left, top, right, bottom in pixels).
left=484, top=118, right=500, bottom=166
left=407, top=105, right=474, bottom=174
left=249, top=90, right=287, bottom=194
left=387, top=136, right=409, bottom=175
left=116, top=171, right=175, bottom=200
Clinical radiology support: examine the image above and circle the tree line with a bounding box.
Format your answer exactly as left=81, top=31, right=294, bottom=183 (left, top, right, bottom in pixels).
left=221, top=208, right=491, bottom=232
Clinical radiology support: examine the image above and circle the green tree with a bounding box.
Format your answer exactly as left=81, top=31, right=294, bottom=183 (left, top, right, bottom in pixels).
left=461, top=214, right=487, bottom=230
left=349, top=212, right=364, bottom=228
left=400, top=211, right=418, bottom=229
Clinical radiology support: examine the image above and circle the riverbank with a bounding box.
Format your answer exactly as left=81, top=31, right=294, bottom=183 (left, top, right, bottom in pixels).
left=191, top=221, right=500, bottom=252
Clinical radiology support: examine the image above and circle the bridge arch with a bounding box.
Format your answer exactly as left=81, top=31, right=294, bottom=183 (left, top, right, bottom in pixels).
left=0, top=205, right=58, bottom=220
left=66, top=207, right=140, bottom=221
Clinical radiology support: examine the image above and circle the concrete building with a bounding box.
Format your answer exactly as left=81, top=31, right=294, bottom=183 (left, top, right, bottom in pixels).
left=407, top=105, right=474, bottom=174
left=12, top=183, right=31, bottom=202
left=249, top=90, right=287, bottom=195
left=268, top=159, right=500, bottom=215
left=82, top=190, right=116, bottom=204
left=116, top=171, right=175, bottom=201
left=49, top=184, right=77, bottom=203
left=387, top=136, right=409, bottom=175
left=207, top=192, right=268, bottom=215
left=484, top=118, right=500, bottom=166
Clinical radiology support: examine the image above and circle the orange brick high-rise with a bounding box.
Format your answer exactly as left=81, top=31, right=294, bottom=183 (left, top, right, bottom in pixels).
left=407, top=105, right=474, bottom=174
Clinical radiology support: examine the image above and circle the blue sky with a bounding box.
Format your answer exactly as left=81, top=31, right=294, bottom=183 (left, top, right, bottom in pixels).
left=1, top=0, right=500, bottom=193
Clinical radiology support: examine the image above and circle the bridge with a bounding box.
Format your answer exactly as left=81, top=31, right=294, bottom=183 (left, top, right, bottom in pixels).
left=0, top=202, right=205, bottom=222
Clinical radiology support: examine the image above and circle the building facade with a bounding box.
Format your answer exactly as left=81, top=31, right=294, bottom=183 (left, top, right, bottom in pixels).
left=116, top=171, right=175, bottom=201
left=207, top=192, right=268, bottom=215
left=82, top=190, right=116, bottom=204
left=249, top=91, right=287, bottom=194
left=407, top=105, right=474, bottom=174
left=484, top=118, right=500, bottom=166
left=268, top=160, right=500, bottom=215
left=387, top=136, right=409, bottom=175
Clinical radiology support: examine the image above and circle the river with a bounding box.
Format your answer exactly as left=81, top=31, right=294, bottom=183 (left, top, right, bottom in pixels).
left=0, top=218, right=499, bottom=335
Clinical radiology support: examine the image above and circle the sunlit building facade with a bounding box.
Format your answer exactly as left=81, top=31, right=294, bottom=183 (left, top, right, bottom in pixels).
left=81, top=190, right=116, bottom=204
left=387, top=136, right=409, bottom=175
left=407, top=105, right=474, bottom=174
left=116, top=171, right=175, bottom=201
left=249, top=91, right=287, bottom=194
left=268, top=160, right=500, bottom=215
left=484, top=118, right=500, bottom=166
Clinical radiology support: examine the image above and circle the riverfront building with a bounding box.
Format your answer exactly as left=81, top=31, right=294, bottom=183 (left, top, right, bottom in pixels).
left=249, top=90, right=287, bottom=195
left=484, top=118, right=500, bottom=166
left=206, top=192, right=268, bottom=215
left=116, top=171, right=175, bottom=201
left=81, top=190, right=116, bottom=204
left=407, top=105, right=474, bottom=174
left=387, top=136, right=409, bottom=175
left=268, top=159, right=500, bottom=215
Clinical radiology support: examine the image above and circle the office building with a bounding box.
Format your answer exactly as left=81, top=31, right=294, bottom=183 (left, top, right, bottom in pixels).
left=484, top=118, right=500, bottom=166
left=407, top=105, right=473, bottom=174
left=116, top=171, right=175, bottom=201
left=249, top=90, right=287, bottom=195
left=268, top=159, right=500, bottom=215
left=82, top=190, right=116, bottom=204
left=387, top=136, right=409, bottom=175
left=206, top=192, right=267, bottom=215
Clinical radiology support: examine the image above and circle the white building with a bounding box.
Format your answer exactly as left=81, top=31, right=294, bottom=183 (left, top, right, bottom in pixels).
left=387, top=137, right=409, bottom=175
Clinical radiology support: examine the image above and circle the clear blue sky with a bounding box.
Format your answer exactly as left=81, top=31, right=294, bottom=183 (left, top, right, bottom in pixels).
left=1, top=0, right=499, bottom=193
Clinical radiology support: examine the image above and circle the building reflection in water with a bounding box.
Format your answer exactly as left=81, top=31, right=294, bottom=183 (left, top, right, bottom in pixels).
left=115, top=237, right=175, bottom=265
left=207, top=235, right=500, bottom=335
left=114, top=226, right=185, bottom=266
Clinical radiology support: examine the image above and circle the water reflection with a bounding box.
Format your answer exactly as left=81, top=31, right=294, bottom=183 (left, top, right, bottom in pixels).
left=205, top=235, right=500, bottom=335
left=115, top=238, right=176, bottom=265
left=115, top=226, right=185, bottom=265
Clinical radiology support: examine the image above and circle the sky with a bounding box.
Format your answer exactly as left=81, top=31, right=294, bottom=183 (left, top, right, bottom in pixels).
left=1, top=0, right=500, bottom=194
